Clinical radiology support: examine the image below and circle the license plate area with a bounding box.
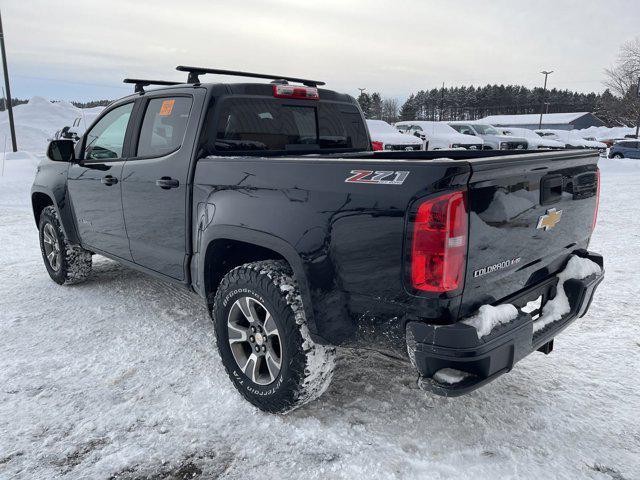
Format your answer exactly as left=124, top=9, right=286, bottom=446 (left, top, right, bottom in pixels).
left=500, top=275, right=559, bottom=320
left=521, top=295, right=543, bottom=320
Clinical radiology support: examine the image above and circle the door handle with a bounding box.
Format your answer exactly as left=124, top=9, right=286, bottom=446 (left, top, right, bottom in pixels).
left=101, top=175, right=118, bottom=186
left=156, top=177, right=180, bottom=189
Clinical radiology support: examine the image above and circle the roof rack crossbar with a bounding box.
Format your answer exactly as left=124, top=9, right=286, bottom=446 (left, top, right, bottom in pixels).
left=175, top=66, right=325, bottom=87
left=123, top=78, right=184, bottom=94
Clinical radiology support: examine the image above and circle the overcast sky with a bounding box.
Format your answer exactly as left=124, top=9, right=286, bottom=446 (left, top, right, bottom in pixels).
left=2, top=0, right=639, bottom=101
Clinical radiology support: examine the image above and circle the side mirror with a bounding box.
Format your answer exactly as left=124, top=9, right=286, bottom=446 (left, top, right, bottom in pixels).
left=413, top=131, right=422, bottom=138
left=47, top=140, right=76, bottom=162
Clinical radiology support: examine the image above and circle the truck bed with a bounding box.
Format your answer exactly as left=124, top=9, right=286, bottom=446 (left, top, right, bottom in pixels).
left=193, top=149, right=600, bottom=353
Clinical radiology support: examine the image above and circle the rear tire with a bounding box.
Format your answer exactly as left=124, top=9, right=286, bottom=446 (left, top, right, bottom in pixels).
left=212, top=260, right=335, bottom=413
left=38, top=206, right=92, bottom=285
left=611, top=153, right=624, bottom=159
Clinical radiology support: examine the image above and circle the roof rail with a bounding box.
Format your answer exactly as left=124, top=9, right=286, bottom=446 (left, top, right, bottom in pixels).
left=175, top=65, right=325, bottom=87
left=123, top=78, right=184, bottom=94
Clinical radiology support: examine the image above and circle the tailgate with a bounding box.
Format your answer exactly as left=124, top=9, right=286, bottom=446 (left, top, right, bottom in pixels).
left=459, top=150, right=599, bottom=317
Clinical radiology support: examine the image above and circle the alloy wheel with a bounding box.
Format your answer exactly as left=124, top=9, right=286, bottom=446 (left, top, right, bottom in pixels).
left=42, top=223, right=61, bottom=271
left=227, top=296, right=282, bottom=385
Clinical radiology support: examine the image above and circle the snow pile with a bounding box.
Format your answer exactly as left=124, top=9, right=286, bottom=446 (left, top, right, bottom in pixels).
left=575, top=125, right=637, bottom=142
left=0, top=97, right=103, bottom=153
left=462, top=304, right=519, bottom=339
left=533, top=256, right=602, bottom=333
left=432, top=368, right=471, bottom=385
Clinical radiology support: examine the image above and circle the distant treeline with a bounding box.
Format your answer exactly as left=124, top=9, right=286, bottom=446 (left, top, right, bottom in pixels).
left=0, top=98, right=112, bottom=111
left=358, top=85, right=633, bottom=127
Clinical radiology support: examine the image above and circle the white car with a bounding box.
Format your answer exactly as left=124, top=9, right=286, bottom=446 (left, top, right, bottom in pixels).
left=395, top=121, right=484, bottom=150
left=497, top=127, right=564, bottom=150
left=580, top=136, right=608, bottom=151
left=448, top=122, right=528, bottom=150
left=366, top=120, right=423, bottom=151
left=535, top=129, right=606, bottom=151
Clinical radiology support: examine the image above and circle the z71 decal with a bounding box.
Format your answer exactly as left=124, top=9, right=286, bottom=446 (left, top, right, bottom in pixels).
left=345, top=170, right=410, bottom=185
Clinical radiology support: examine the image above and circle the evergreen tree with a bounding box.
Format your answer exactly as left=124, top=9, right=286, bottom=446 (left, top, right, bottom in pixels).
left=357, top=92, right=373, bottom=118
left=370, top=93, right=383, bottom=120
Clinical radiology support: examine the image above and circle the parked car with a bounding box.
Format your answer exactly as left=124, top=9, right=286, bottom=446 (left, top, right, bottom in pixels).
left=609, top=139, right=640, bottom=159
left=395, top=121, right=483, bottom=150
left=366, top=119, right=423, bottom=151
left=33, top=66, right=603, bottom=413
left=579, top=136, right=608, bottom=152
left=497, top=127, right=564, bottom=150
left=535, top=129, right=592, bottom=149
left=448, top=122, right=528, bottom=150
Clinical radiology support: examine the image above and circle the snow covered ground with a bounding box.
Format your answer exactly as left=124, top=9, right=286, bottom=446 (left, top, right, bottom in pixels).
left=1, top=102, right=640, bottom=479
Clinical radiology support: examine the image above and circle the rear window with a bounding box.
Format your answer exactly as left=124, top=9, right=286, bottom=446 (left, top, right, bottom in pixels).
left=212, top=98, right=368, bottom=153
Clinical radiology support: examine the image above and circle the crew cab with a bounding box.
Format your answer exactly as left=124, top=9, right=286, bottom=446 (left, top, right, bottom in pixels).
left=32, top=66, right=604, bottom=413
left=395, top=121, right=484, bottom=150
left=448, top=121, right=528, bottom=150
left=366, top=119, right=423, bottom=151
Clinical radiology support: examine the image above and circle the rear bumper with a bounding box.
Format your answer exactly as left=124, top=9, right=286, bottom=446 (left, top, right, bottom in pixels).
left=407, top=251, right=604, bottom=397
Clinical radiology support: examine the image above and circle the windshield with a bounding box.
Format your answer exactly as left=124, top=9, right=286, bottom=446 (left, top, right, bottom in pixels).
left=366, top=120, right=397, bottom=134
left=472, top=124, right=499, bottom=135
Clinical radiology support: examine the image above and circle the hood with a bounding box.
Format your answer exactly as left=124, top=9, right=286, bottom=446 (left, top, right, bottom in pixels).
left=536, top=138, right=565, bottom=148
left=370, top=131, right=423, bottom=145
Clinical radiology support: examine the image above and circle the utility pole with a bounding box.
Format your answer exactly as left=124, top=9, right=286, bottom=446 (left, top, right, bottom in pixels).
left=635, top=77, right=640, bottom=139
left=538, top=70, right=553, bottom=130
left=440, top=82, right=445, bottom=121
left=0, top=10, right=16, bottom=152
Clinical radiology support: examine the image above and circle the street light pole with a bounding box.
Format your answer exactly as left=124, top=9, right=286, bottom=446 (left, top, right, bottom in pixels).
left=538, top=70, right=553, bottom=130
left=0, top=9, right=16, bottom=152
left=635, top=77, right=640, bottom=139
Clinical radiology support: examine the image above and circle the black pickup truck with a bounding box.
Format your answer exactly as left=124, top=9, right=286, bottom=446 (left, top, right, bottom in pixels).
left=32, top=66, right=604, bottom=413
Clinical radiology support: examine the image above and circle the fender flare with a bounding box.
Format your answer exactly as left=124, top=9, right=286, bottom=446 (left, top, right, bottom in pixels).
left=197, top=225, right=321, bottom=340
left=30, top=187, right=80, bottom=244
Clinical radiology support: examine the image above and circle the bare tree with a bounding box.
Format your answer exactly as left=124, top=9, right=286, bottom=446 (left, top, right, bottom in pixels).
left=381, top=98, right=399, bottom=123
left=604, top=36, right=640, bottom=126
left=604, top=36, right=640, bottom=97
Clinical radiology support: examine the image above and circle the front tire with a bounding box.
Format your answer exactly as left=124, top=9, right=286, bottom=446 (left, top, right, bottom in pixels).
left=212, top=260, right=335, bottom=413
left=38, top=206, right=92, bottom=285
left=611, top=153, right=624, bottom=159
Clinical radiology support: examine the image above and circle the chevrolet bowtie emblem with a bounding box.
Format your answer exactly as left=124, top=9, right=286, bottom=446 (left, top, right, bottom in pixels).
left=537, top=208, right=563, bottom=231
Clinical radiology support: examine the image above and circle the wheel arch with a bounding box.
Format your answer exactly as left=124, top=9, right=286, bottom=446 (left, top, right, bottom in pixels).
left=31, top=191, right=55, bottom=227
left=198, top=226, right=319, bottom=339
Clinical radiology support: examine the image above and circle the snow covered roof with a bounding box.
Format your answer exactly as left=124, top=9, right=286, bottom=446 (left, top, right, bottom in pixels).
left=480, top=112, right=591, bottom=126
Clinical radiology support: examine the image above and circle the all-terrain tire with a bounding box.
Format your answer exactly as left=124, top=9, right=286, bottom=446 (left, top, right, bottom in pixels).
left=212, top=260, right=336, bottom=413
left=38, top=206, right=92, bottom=285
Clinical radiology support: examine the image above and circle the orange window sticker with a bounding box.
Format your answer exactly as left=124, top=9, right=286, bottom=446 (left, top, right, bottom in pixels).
left=159, top=99, right=175, bottom=116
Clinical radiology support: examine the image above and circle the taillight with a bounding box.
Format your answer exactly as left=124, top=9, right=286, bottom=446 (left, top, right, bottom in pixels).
left=410, top=191, right=468, bottom=293
left=372, top=141, right=383, bottom=151
left=592, top=169, right=600, bottom=230
left=272, top=84, right=319, bottom=100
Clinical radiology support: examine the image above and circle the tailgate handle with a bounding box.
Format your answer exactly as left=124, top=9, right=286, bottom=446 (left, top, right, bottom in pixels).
left=540, top=174, right=563, bottom=205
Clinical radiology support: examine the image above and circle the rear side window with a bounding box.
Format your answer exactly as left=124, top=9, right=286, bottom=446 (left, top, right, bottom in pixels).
left=213, top=98, right=368, bottom=153
left=137, top=97, right=193, bottom=157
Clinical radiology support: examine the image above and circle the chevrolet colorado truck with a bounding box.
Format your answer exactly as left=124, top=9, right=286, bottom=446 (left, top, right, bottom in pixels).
left=32, top=66, right=604, bottom=413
